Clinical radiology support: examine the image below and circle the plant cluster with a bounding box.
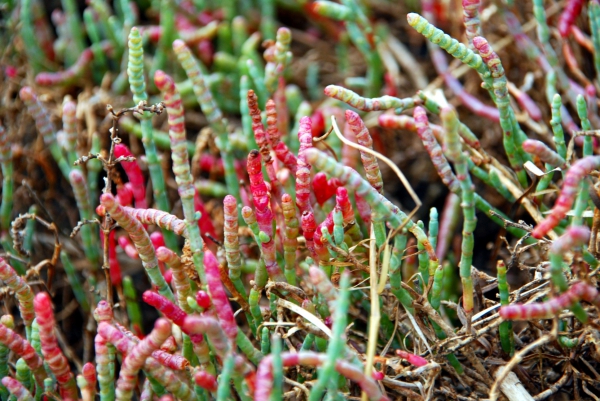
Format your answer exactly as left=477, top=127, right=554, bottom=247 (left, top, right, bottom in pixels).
left=0, top=0, right=600, bottom=399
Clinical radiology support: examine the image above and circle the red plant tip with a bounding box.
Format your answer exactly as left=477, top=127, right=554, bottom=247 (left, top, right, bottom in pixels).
left=195, top=290, right=211, bottom=309
left=396, top=350, right=428, bottom=367
left=5, top=65, right=17, bottom=79
left=323, top=316, right=333, bottom=329
left=154, top=318, right=172, bottom=334
left=93, top=300, right=113, bottom=322
left=19, top=86, right=35, bottom=101
left=69, top=169, right=84, bottom=183
left=96, top=205, right=106, bottom=217
left=172, top=39, right=186, bottom=51
left=154, top=69, right=175, bottom=92
left=311, top=110, right=325, bottom=138
left=163, top=269, right=172, bottom=284
left=142, top=291, right=187, bottom=326
left=194, top=371, right=218, bottom=392
left=100, top=193, right=116, bottom=208
left=34, top=291, right=51, bottom=311
left=372, top=371, right=385, bottom=381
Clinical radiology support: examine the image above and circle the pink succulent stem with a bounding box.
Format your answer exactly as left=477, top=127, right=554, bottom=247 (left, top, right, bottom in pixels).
left=156, top=247, right=192, bottom=313
left=194, top=370, right=218, bottom=392
left=142, top=291, right=203, bottom=344
left=34, top=292, right=78, bottom=400
left=61, top=99, right=78, bottom=155
left=355, top=194, right=372, bottom=227
left=182, top=315, right=232, bottom=360
left=500, top=282, right=600, bottom=320
left=122, top=206, right=187, bottom=237
left=267, top=98, right=297, bottom=174
left=204, top=250, right=238, bottom=340
left=194, top=190, right=218, bottom=243
left=0, top=257, right=35, bottom=327
left=1, top=376, right=34, bottom=400
left=116, top=184, right=134, bottom=206
left=247, top=150, right=273, bottom=236
left=0, top=322, right=47, bottom=388
left=346, top=110, right=383, bottom=194
left=81, top=362, right=97, bottom=401
left=98, top=322, right=195, bottom=401
left=152, top=350, right=190, bottom=370
left=296, top=166, right=313, bottom=215
left=150, top=232, right=166, bottom=273
left=462, top=0, right=482, bottom=47
left=116, top=319, right=172, bottom=401
left=342, top=117, right=360, bottom=169
left=413, top=107, right=460, bottom=193
left=509, top=85, right=543, bottom=122
left=558, top=0, right=585, bottom=37
left=255, top=351, right=389, bottom=401
left=301, top=211, right=318, bottom=259
left=436, top=193, right=461, bottom=260
left=114, top=144, right=147, bottom=209
left=522, top=139, right=565, bottom=167
left=313, top=213, right=335, bottom=262
left=35, top=47, right=96, bottom=86
left=101, top=193, right=174, bottom=301
left=247, top=151, right=284, bottom=281
left=297, top=116, right=313, bottom=170
left=532, top=156, right=600, bottom=239
left=378, top=114, right=444, bottom=143
left=118, top=235, right=139, bottom=259
left=313, top=172, right=341, bottom=206
left=441, top=71, right=500, bottom=121
left=396, top=350, right=429, bottom=367
left=249, top=94, right=283, bottom=202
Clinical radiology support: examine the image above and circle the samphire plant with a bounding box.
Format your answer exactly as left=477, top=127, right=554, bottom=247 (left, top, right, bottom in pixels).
left=1, top=0, right=600, bottom=399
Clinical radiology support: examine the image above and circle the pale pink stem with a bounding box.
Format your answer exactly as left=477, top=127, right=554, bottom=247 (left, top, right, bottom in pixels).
left=150, top=232, right=166, bottom=273
left=116, top=319, right=172, bottom=401
left=255, top=351, right=389, bottom=401
left=522, top=139, right=565, bottom=167
left=301, top=211, right=318, bottom=259
left=156, top=247, right=192, bottom=314
left=413, top=107, right=460, bottom=193
left=194, top=190, right=218, bottom=243
left=194, top=370, right=218, bottom=392
left=118, top=235, right=139, bottom=259
left=0, top=257, right=35, bottom=327
left=342, top=117, right=360, bottom=169
left=1, top=376, right=34, bottom=400
left=114, top=144, right=147, bottom=209
left=396, top=350, right=428, bottom=367
left=355, top=194, right=372, bottom=227
left=378, top=114, right=444, bottom=143
left=436, top=192, right=461, bottom=260
left=346, top=110, right=384, bottom=194
left=182, top=315, right=232, bottom=360
left=313, top=172, right=342, bottom=206
left=34, top=292, right=78, bottom=400
left=313, top=213, right=335, bottom=262
left=204, top=250, right=238, bottom=340
left=500, top=281, right=600, bottom=320
left=122, top=206, right=187, bottom=237
left=296, top=166, right=313, bottom=215
left=532, top=156, right=600, bottom=238
left=116, top=184, right=134, bottom=206
left=297, top=116, right=313, bottom=170
left=0, top=322, right=47, bottom=388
